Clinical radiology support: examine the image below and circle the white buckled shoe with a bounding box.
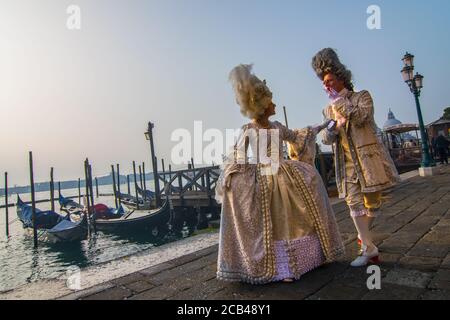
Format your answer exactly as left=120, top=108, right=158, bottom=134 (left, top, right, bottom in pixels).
left=350, top=245, right=380, bottom=267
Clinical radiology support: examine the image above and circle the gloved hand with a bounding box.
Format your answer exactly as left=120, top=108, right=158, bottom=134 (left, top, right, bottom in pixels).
left=312, top=119, right=331, bottom=135
left=324, top=86, right=347, bottom=112
left=324, top=86, right=340, bottom=101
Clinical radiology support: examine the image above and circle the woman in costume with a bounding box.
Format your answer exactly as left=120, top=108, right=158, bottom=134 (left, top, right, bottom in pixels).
left=215, top=64, right=344, bottom=284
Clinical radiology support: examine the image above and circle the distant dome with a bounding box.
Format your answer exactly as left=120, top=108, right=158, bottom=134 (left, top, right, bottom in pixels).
left=383, top=109, right=402, bottom=129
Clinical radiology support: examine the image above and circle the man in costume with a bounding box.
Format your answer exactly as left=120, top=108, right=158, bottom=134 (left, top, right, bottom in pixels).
left=312, top=48, right=400, bottom=267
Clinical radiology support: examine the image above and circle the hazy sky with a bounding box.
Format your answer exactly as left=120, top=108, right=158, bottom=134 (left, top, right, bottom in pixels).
left=1, top=0, right=449, bottom=186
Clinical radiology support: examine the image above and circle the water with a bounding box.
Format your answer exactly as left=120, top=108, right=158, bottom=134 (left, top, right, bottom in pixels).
left=0, top=184, right=199, bottom=292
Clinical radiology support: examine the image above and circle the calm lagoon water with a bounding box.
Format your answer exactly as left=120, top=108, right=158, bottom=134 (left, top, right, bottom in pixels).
left=0, top=183, right=198, bottom=292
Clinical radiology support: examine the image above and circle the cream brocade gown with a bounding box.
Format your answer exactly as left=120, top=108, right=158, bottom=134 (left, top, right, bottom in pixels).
left=215, top=121, right=344, bottom=284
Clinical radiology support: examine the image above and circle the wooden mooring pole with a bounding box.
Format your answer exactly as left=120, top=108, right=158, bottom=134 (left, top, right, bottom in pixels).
left=190, top=158, right=197, bottom=191
left=127, top=174, right=131, bottom=195
left=95, top=177, right=99, bottom=198
left=154, top=156, right=158, bottom=188
left=88, top=164, right=95, bottom=208
left=132, top=161, right=139, bottom=210
left=161, top=158, right=166, bottom=186
left=139, top=165, right=145, bottom=201
left=29, top=152, right=38, bottom=248
left=50, top=168, right=55, bottom=212
left=78, top=178, right=81, bottom=204
left=88, top=163, right=96, bottom=233
left=142, top=162, right=147, bottom=195
left=168, top=164, right=172, bottom=194
left=139, top=164, right=144, bottom=189
left=84, top=159, right=91, bottom=236
left=4, top=172, right=9, bottom=237
left=116, top=164, right=121, bottom=206
left=146, top=122, right=161, bottom=207
left=111, top=165, right=118, bottom=209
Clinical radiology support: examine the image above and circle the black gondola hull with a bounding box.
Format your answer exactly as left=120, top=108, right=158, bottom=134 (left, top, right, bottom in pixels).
left=94, top=200, right=171, bottom=234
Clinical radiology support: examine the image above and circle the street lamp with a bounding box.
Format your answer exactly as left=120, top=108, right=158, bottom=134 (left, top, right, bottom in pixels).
left=144, top=121, right=161, bottom=207
left=400, top=52, right=434, bottom=170
left=402, top=52, right=415, bottom=67
left=414, top=73, right=424, bottom=90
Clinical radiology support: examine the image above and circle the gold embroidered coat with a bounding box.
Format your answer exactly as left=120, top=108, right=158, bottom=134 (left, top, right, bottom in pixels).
left=322, top=89, right=401, bottom=198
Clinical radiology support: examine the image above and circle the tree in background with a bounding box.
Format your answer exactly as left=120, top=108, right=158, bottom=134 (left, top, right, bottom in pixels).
left=444, top=107, right=450, bottom=120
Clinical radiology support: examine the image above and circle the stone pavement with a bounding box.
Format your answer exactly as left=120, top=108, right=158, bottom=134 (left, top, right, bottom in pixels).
left=59, top=166, right=450, bottom=300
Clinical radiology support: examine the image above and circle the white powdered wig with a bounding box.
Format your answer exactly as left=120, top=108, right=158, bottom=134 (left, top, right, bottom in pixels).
left=311, top=48, right=354, bottom=91
left=229, top=64, right=273, bottom=120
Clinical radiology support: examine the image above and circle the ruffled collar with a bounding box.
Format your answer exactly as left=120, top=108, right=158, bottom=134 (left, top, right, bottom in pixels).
left=338, top=88, right=349, bottom=97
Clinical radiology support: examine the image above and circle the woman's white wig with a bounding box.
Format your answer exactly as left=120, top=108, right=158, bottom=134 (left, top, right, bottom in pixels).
left=229, top=64, right=273, bottom=120
left=311, top=48, right=354, bottom=91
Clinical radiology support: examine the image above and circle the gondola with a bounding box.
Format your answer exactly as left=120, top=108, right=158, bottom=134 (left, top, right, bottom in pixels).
left=16, top=196, right=87, bottom=243
left=119, top=192, right=152, bottom=210
left=59, top=193, right=169, bottom=235
left=59, top=194, right=126, bottom=219
left=94, top=197, right=171, bottom=234
left=58, top=194, right=84, bottom=215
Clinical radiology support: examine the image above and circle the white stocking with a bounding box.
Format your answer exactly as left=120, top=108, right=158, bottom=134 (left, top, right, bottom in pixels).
left=352, top=216, right=375, bottom=250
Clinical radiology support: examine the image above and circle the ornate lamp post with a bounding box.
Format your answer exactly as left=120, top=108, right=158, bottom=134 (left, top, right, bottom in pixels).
left=145, top=122, right=161, bottom=207
left=401, top=52, right=434, bottom=172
